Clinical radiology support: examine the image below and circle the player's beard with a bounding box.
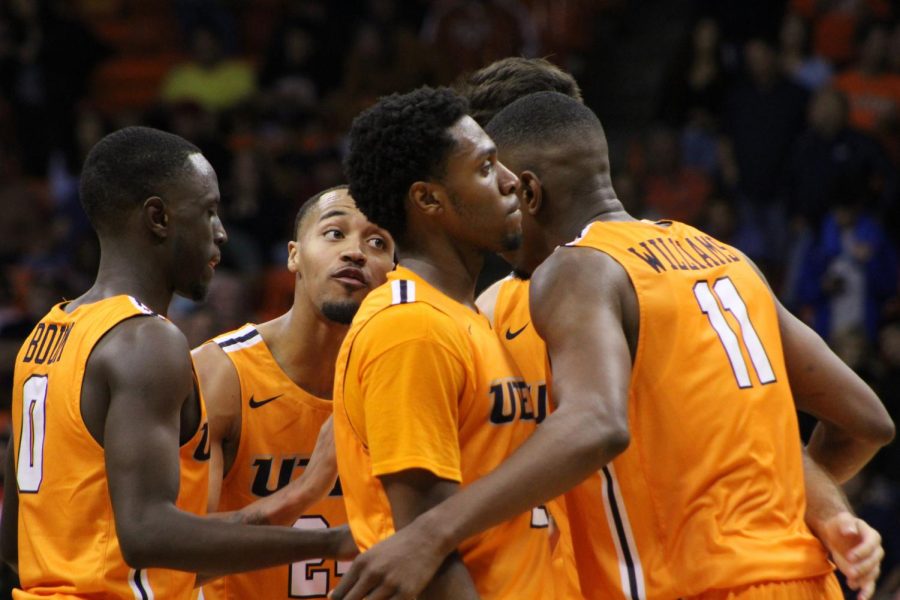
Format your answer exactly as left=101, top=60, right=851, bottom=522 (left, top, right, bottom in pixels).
left=321, top=300, right=361, bottom=324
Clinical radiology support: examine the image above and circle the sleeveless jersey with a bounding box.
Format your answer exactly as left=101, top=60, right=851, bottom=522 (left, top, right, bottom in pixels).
left=200, top=324, right=347, bottom=600
left=334, top=266, right=556, bottom=600
left=493, top=275, right=583, bottom=600
left=11, top=295, right=209, bottom=599
left=562, top=220, right=833, bottom=599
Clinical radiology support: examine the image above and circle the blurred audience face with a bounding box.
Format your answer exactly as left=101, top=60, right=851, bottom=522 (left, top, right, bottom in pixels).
left=693, top=18, right=719, bottom=54
left=744, top=39, right=778, bottom=84
left=859, top=26, right=888, bottom=72
left=808, top=88, right=847, bottom=137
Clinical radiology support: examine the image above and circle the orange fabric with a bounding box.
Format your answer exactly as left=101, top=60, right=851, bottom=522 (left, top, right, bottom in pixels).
left=493, top=276, right=583, bottom=600
left=559, top=220, right=833, bottom=599
left=12, top=295, right=209, bottom=599
left=334, top=267, right=556, bottom=599
left=833, top=70, right=900, bottom=132
left=199, top=324, right=347, bottom=600
left=685, top=573, right=843, bottom=600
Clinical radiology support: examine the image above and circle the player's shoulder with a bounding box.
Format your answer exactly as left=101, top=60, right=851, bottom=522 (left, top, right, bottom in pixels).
left=98, top=313, right=191, bottom=372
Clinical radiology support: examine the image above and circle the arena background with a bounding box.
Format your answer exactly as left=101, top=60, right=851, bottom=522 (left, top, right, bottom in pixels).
left=0, top=0, right=897, bottom=597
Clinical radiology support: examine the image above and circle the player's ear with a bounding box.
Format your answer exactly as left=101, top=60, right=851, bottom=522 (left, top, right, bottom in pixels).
left=287, top=240, right=301, bottom=275
left=519, top=171, right=543, bottom=216
left=409, top=181, right=443, bottom=217
left=143, top=196, right=169, bottom=239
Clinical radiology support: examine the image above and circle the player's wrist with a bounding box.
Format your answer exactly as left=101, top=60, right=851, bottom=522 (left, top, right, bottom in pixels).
left=414, top=507, right=458, bottom=557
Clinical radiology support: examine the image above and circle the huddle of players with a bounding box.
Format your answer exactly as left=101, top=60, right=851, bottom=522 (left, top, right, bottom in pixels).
left=3, top=57, right=894, bottom=600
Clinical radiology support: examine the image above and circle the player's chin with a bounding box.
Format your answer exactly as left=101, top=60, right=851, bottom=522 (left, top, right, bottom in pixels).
left=177, top=280, right=211, bottom=303
left=500, top=230, right=523, bottom=253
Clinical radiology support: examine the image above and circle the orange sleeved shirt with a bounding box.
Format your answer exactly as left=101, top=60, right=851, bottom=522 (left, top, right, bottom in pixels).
left=199, top=324, right=347, bottom=600
left=12, top=296, right=209, bottom=600
left=334, top=267, right=556, bottom=599
left=560, top=220, right=833, bottom=599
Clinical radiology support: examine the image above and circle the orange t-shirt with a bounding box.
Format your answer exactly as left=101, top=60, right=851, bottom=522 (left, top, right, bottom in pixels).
left=334, top=266, right=556, bottom=599
left=833, top=70, right=900, bottom=132
left=11, top=295, right=209, bottom=599
left=560, top=220, right=833, bottom=599
left=199, top=325, right=347, bottom=600
left=493, top=275, right=583, bottom=600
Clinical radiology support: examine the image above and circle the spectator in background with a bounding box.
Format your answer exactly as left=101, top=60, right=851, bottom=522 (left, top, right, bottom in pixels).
left=795, top=173, right=898, bottom=344
left=638, top=125, right=712, bottom=224
left=782, top=87, right=896, bottom=232
left=834, top=22, right=900, bottom=135
left=660, top=17, right=730, bottom=126
left=779, top=11, right=833, bottom=91
left=0, top=0, right=108, bottom=176
left=161, top=25, right=256, bottom=114
left=724, top=37, right=808, bottom=266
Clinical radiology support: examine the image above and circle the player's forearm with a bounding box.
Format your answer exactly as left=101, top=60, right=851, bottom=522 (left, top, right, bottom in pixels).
left=419, top=403, right=627, bottom=556
left=806, top=422, right=888, bottom=484
left=419, top=552, right=479, bottom=600
left=801, top=448, right=851, bottom=539
left=118, top=504, right=347, bottom=572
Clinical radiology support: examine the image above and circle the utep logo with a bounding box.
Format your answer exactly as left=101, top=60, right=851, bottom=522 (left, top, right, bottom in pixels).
left=251, top=456, right=343, bottom=498
left=489, top=377, right=548, bottom=425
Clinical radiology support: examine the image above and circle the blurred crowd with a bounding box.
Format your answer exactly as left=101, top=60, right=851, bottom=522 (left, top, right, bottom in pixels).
left=0, top=0, right=898, bottom=596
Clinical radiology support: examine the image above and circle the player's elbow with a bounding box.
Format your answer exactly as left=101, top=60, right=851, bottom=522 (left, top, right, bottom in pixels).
left=117, top=516, right=170, bottom=569
left=578, top=410, right=630, bottom=466
left=868, top=413, right=895, bottom=447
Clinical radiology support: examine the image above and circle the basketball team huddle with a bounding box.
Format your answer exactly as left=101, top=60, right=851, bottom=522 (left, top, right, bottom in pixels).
left=3, top=58, right=895, bottom=600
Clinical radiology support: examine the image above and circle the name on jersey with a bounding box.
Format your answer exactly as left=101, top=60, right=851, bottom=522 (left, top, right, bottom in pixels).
left=489, top=377, right=547, bottom=425
left=21, top=322, right=74, bottom=365
left=628, top=235, right=741, bottom=274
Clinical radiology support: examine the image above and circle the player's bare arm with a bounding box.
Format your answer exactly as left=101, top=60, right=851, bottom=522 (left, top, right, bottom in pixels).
left=801, top=450, right=883, bottom=600
left=332, top=246, right=633, bottom=600
left=1, top=437, right=19, bottom=573
left=777, top=301, right=894, bottom=482
left=99, top=316, right=354, bottom=574
left=378, top=470, right=478, bottom=600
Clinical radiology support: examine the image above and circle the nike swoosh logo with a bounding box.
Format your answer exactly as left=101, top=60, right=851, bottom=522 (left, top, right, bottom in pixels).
left=505, top=323, right=529, bottom=340
left=249, top=393, right=284, bottom=409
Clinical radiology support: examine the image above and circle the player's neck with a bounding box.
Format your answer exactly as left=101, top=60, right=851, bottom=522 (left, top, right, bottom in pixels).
left=257, top=308, right=347, bottom=399
left=77, top=248, right=173, bottom=315
left=399, top=251, right=482, bottom=311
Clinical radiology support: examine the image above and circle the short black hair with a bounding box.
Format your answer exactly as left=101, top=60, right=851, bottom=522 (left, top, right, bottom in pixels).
left=344, top=86, right=468, bottom=240
left=79, top=127, right=201, bottom=233
left=461, top=57, right=583, bottom=126
left=293, top=184, right=349, bottom=240
left=485, top=91, right=604, bottom=155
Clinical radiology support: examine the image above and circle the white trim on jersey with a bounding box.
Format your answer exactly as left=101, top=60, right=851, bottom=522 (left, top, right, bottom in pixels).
left=565, top=222, right=594, bottom=247
left=128, top=568, right=155, bottom=600
left=127, top=296, right=156, bottom=315
left=215, top=324, right=263, bottom=354
left=391, top=280, right=416, bottom=305
left=600, top=463, right=646, bottom=600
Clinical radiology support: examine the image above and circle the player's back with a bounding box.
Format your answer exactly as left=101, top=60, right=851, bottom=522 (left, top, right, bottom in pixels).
left=11, top=295, right=209, bottom=599
left=563, top=220, right=833, bottom=599
left=201, top=324, right=347, bottom=599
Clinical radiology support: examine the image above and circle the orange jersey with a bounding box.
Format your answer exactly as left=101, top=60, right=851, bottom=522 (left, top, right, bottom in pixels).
left=199, top=324, right=347, bottom=599
left=558, top=220, right=833, bottom=599
left=493, top=275, right=582, bottom=600
left=11, top=295, right=209, bottom=600
left=334, top=267, right=556, bottom=599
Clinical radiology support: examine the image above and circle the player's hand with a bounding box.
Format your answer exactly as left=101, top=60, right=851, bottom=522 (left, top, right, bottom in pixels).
left=331, top=525, right=361, bottom=561
left=329, top=523, right=444, bottom=600
left=820, top=511, right=883, bottom=600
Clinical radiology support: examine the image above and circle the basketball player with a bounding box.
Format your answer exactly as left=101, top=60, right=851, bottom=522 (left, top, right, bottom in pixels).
left=332, top=86, right=558, bottom=598
left=467, top=57, right=890, bottom=599
left=330, top=94, right=894, bottom=600
left=0, top=127, right=355, bottom=599
left=192, top=185, right=395, bottom=599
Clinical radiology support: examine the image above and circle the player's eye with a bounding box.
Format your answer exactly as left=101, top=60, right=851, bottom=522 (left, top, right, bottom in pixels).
left=368, top=236, right=387, bottom=250
left=324, top=229, right=344, bottom=240
left=481, top=161, right=494, bottom=176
